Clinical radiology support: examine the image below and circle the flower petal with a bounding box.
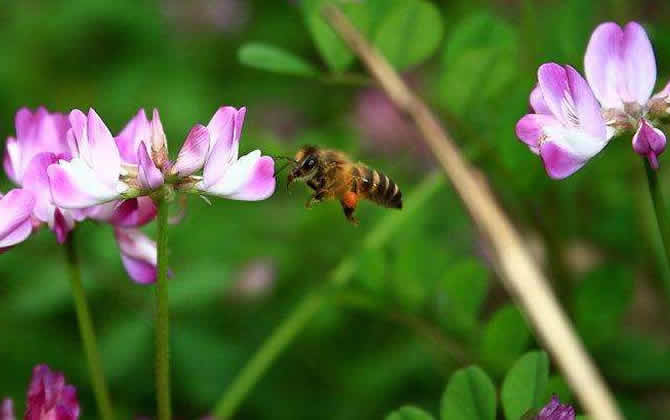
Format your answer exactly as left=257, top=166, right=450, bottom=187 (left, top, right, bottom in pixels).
left=515, top=113, right=559, bottom=154
left=622, top=22, right=656, bottom=105
left=86, top=109, right=121, bottom=186
left=3, top=136, right=20, bottom=184
left=151, top=108, right=168, bottom=158
left=0, top=189, right=35, bottom=248
left=137, top=142, right=164, bottom=190
left=106, top=196, right=157, bottom=227
left=537, top=63, right=574, bottom=124
left=115, top=109, right=150, bottom=164
left=201, top=151, right=276, bottom=200
left=1, top=398, right=15, bottom=420
left=540, top=141, right=588, bottom=179
left=115, top=228, right=157, bottom=284
left=565, top=65, right=608, bottom=140
left=584, top=22, right=625, bottom=109
left=203, top=108, right=237, bottom=188
left=48, top=158, right=123, bottom=208
left=21, top=152, right=59, bottom=222
left=53, top=208, right=74, bottom=244
left=173, top=124, right=210, bottom=176
left=530, top=85, right=551, bottom=114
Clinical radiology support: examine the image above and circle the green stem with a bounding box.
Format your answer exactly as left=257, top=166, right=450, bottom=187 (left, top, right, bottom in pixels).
left=212, top=172, right=444, bottom=419
left=643, top=160, right=670, bottom=303
left=65, top=233, right=115, bottom=420
left=155, top=198, right=171, bottom=420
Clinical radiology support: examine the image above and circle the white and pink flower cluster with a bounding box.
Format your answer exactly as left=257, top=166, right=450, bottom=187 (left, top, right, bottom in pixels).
left=1, top=106, right=275, bottom=283
left=516, top=22, right=670, bottom=178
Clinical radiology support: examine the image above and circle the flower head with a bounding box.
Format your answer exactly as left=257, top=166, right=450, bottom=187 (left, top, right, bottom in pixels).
left=193, top=106, right=276, bottom=200
left=516, top=63, right=610, bottom=178
left=585, top=22, right=656, bottom=110
left=535, top=395, right=575, bottom=420
left=2, top=108, right=85, bottom=243
left=25, top=365, right=80, bottom=420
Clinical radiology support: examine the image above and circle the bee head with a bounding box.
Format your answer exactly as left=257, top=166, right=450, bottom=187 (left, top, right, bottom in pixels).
left=287, top=146, right=319, bottom=185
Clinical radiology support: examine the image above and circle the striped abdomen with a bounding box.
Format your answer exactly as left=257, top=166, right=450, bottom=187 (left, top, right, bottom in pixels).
left=352, top=166, right=402, bottom=209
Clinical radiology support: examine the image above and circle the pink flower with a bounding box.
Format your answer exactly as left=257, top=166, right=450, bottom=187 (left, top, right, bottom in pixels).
left=633, top=119, right=666, bottom=169
left=585, top=21, right=669, bottom=167
left=585, top=22, right=656, bottom=110
left=114, top=227, right=158, bottom=284
left=2, top=108, right=84, bottom=243
left=2, top=365, right=81, bottom=420
left=516, top=63, right=610, bottom=178
left=1, top=398, right=15, bottom=420
left=0, top=189, right=36, bottom=252
left=47, top=109, right=135, bottom=209
left=194, top=106, right=276, bottom=200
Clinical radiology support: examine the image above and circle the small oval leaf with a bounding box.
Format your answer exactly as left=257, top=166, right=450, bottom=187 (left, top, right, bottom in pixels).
left=238, top=43, right=319, bottom=77
left=501, top=351, right=550, bottom=420
left=386, top=406, right=435, bottom=420
left=441, top=366, right=496, bottom=420
left=374, top=0, right=444, bottom=70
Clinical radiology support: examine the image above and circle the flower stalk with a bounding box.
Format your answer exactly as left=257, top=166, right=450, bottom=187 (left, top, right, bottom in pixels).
left=212, top=172, right=445, bottom=419
left=65, top=232, right=114, bottom=420
left=643, top=159, right=670, bottom=299
left=155, top=195, right=172, bottom=420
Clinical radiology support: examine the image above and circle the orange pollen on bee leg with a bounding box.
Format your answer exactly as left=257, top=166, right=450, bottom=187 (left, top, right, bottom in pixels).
left=343, top=191, right=359, bottom=208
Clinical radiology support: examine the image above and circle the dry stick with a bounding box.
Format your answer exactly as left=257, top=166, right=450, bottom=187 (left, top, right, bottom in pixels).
left=321, top=5, right=623, bottom=420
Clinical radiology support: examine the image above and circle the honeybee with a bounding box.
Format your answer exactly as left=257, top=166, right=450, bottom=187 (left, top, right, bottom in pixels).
left=286, top=145, right=402, bottom=224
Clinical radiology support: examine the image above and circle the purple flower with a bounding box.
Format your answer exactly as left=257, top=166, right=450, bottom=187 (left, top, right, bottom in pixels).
left=114, top=227, right=158, bottom=284
left=516, top=63, right=610, bottom=178
left=2, top=108, right=85, bottom=243
left=633, top=119, right=666, bottom=169
left=535, top=395, right=575, bottom=420
left=194, top=106, right=276, bottom=200
left=0, top=365, right=81, bottom=420
left=585, top=22, right=656, bottom=111
left=1, top=398, right=15, bottom=420
left=47, top=109, right=135, bottom=209
left=584, top=21, right=670, bottom=167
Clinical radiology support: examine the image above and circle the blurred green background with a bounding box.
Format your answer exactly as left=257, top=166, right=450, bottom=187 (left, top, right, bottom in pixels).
left=2, top=0, right=670, bottom=419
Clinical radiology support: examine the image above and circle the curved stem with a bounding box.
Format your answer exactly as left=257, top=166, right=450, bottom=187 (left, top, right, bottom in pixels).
left=65, top=233, right=115, bottom=420
left=643, top=159, right=670, bottom=303
left=155, top=198, right=171, bottom=420
left=212, top=172, right=444, bottom=419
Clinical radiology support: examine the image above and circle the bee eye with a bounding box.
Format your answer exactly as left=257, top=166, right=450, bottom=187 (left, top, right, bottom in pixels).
left=304, top=157, right=316, bottom=170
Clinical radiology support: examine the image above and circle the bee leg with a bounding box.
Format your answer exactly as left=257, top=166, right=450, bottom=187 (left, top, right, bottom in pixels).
left=305, top=190, right=327, bottom=209
left=341, top=192, right=359, bottom=225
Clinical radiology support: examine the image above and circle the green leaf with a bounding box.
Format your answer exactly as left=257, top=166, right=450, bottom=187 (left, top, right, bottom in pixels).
left=438, top=259, right=489, bottom=335
left=374, top=0, right=444, bottom=70
left=386, top=406, right=435, bottom=420
left=355, top=248, right=386, bottom=293
left=300, top=0, right=361, bottom=71
left=501, top=351, right=549, bottom=420
left=238, top=43, right=319, bottom=77
left=572, top=266, right=633, bottom=348
left=440, top=366, right=496, bottom=420
left=439, top=12, right=519, bottom=114
left=479, top=305, right=531, bottom=376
